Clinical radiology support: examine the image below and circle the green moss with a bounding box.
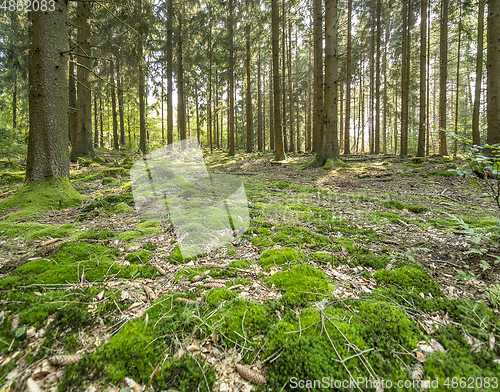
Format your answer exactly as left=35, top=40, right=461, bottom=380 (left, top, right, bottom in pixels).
left=272, top=225, right=330, bottom=247
left=136, top=220, right=162, bottom=234
left=380, top=199, right=427, bottom=214
left=323, top=157, right=344, bottom=170
left=143, top=241, right=158, bottom=250
left=229, top=259, right=251, bottom=269
left=0, top=177, right=82, bottom=213
left=0, top=171, right=25, bottom=184
left=264, top=264, right=334, bottom=301
left=102, top=177, right=119, bottom=186
left=205, top=288, right=236, bottom=306
left=100, top=167, right=127, bottom=178
left=125, top=250, right=153, bottom=263
left=259, top=247, right=299, bottom=271
left=80, top=193, right=134, bottom=218
left=71, top=228, right=117, bottom=241
left=374, top=265, right=442, bottom=296
left=0, top=221, right=74, bottom=239
left=0, top=242, right=155, bottom=288
left=116, top=230, right=143, bottom=242
left=311, top=252, right=334, bottom=264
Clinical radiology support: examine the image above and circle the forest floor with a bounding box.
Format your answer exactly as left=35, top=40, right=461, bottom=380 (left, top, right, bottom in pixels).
left=0, top=149, right=499, bottom=392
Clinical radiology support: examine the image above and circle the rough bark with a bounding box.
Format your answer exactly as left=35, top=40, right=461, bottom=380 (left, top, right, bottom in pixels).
left=316, top=0, right=339, bottom=165
left=110, top=59, right=119, bottom=150
left=117, top=58, right=125, bottom=146
left=258, top=47, right=263, bottom=151
left=400, top=0, right=409, bottom=157
left=26, top=0, right=70, bottom=183
left=374, top=0, right=381, bottom=154
left=487, top=0, right=500, bottom=144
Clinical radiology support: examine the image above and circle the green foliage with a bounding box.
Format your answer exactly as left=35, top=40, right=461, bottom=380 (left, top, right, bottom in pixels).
left=205, top=288, right=236, bottom=306
left=229, top=259, right=251, bottom=269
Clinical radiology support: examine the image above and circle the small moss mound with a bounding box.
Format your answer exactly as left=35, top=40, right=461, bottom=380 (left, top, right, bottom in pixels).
left=0, top=177, right=82, bottom=213
left=143, top=241, right=158, bottom=250
left=80, top=193, right=134, bottom=218
left=380, top=199, right=427, bottom=214
left=102, top=177, right=119, bottom=186
left=229, top=259, right=251, bottom=269
left=259, top=247, right=299, bottom=271
left=264, top=264, right=334, bottom=301
left=205, top=288, right=236, bottom=306
left=125, top=250, right=153, bottom=263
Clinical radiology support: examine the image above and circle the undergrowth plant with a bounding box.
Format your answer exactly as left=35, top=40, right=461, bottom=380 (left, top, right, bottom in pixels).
left=449, top=133, right=500, bottom=211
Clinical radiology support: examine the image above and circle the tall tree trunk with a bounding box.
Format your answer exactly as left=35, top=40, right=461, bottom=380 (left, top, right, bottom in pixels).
left=100, top=97, right=104, bottom=148
left=94, top=92, right=98, bottom=148
left=306, top=47, right=312, bottom=152
left=344, top=0, right=352, bottom=154
left=161, top=72, right=165, bottom=144
left=26, top=0, right=70, bottom=183
left=117, top=58, right=125, bottom=147
left=288, top=20, right=295, bottom=153
left=269, top=61, right=275, bottom=151
left=258, top=47, right=263, bottom=151
left=178, top=5, right=186, bottom=141
left=138, top=0, right=147, bottom=153
left=400, top=0, right=409, bottom=157
left=454, top=3, right=462, bottom=156
left=110, top=59, right=119, bottom=150
left=369, top=0, right=375, bottom=154
left=439, top=0, right=449, bottom=155
left=487, top=0, right=500, bottom=144
left=228, top=0, right=235, bottom=155
left=282, top=0, right=287, bottom=153
left=313, top=0, right=323, bottom=152
left=316, top=0, right=339, bottom=165
left=418, top=0, right=427, bottom=157
left=12, top=69, right=17, bottom=130
left=272, top=0, right=285, bottom=160
left=71, top=0, right=95, bottom=161
left=426, top=0, right=431, bottom=155
left=472, top=0, right=484, bottom=146
left=374, top=0, right=381, bottom=154
left=246, top=0, right=253, bottom=153
left=208, top=0, right=213, bottom=152
left=69, top=57, right=77, bottom=145
left=167, top=0, right=174, bottom=145
left=263, top=61, right=266, bottom=150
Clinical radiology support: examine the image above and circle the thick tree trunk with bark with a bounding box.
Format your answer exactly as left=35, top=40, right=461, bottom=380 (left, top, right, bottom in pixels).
left=374, top=0, right=381, bottom=154
left=69, top=57, right=77, bottom=145
left=71, top=0, right=95, bottom=161
left=487, top=0, right=500, bottom=144
left=400, top=0, right=409, bottom=157
left=26, top=0, right=70, bottom=182
left=344, top=0, right=352, bottom=154
left=258, top=47, right=263, bottom=151
left=316, top=0, right=339, bottom=165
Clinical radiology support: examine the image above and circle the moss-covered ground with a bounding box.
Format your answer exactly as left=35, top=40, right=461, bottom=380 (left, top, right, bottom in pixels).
left=0, top=150, right=499, bottom=391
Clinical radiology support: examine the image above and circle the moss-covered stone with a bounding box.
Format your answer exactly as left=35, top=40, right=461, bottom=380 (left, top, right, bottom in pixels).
left=259, top=247, right=299, bottom=271
left=264, top=264, right=334, bottom=301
